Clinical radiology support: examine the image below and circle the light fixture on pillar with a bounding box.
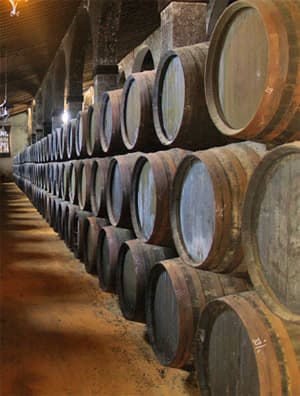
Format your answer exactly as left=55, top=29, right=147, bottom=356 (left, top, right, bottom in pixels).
left=8, top=0, right=29, bottom=17
left=61, top=110, right=70, bottom=124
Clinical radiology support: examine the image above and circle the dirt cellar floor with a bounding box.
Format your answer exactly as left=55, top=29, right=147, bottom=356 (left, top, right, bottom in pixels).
left=0, top=183, right=200, bottom=396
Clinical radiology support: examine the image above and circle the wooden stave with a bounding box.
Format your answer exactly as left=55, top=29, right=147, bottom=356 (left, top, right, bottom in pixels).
left=57, top=200, right=69, bottom=239
left=61, top=162, right=71, bottom=201
left=117, top=239, right=176, bottom=323
left=68, top=160, right=81, bottom=205
left=146, top=258, right=249, bottom=368
left=51, top=196, right=63, bottom=233
left=205, top=0, right=300, bottom=144
left=55, top=162, right=63, bottom=198
left=106, top=153, right=141, bottom=228
left=75, top=110, right=89, bottom=159
left=58, top=124, right=68, bottom=161
left=66, top=119, right=78, bottom=160
left=97, top=226, right=135, bottom=293
left=195, top=291, right=300, bottom=396
left=131, top=148, right=188, bottom=247
left=153, top=43, right=227, bottom=149
left=170, top=142, right=265, bottom=273
left=83, top=217, right=109, bottom=274
left=63, top=203, right=80, bottom=250
left=72, top=210, right=93, bottom=260
left=242, top=142, right=300, bottom=323
left=90, top=157, right=111, bottom=217
left=86, top=105, right=100, bottom=157
left=78, top=158, right=93, bottom=211
left=120, top=70, right=161, bottom=151
left=99, top=89, right=126, bottom=155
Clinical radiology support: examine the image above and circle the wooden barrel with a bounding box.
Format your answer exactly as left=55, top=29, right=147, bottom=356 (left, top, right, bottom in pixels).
left=57, top=201, right=69, bottom=239
left=195, top=292, right=300, bottom=395
left=206, top=0, right=235, bottom=38
left=44, top=193, right=53, bottom=224
left=171, top=142, right=265, bottom=274
left=86, top=105, right=102, bottom=157
left=51, top=197, right=63, bottom=232
left=49, top=163, right=58, bottom=195
left=61, top=162, right=71, bottom=201
left=83, top=217, right=109, bottom=274
left=120, top=71, right=161, bottom=151
left=106, top=153, right=141, bottom=227
left=52, top=129, right=60, bottom=161
left=41, top=137, right=48, bottom=163
left=55, top=163, right=63, bottom=198
left=131, top=149, right=188, bottom=247
left=146, top=258, right=249, bottom=368
left=75, top=110, right=89, bottom=158
left=152, top=43, right=227, bottom=150
left=242, top=142, right=300, bottom=323
left=78, top=159, right=93, bottom=211
left=46, top=134, right=52, bottom=162
left=67, top=119, right=78, bottom=160
left=63, top=203, right=79, bottom=250
left=117, top=240, right=175, bottom=323
left=205, top=0, right=300, bottom=144
left=68, top=160, right=81, bottom=205
left=97, top=226, right=135, bottom=293
left=90, top=157, right=110, bottom=217
left=99, top=89, right=126, bottom=155
left=58, top=124, right=68, bottom=161
left=72, top=210, right=93, bottom=260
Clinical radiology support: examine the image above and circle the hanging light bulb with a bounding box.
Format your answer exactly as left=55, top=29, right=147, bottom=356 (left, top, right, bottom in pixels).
left=8, top=0, right=29, bottom=17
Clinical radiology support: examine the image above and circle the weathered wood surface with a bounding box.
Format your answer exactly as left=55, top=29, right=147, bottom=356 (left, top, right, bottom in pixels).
left=171, top=142, right=265, bottom=273
left=121, top=71, right=161, bottom=151
left=243, top=142, right=300, bottom=323
left=90, top=157, right=111, bottom=217
left=78, top=159, right=93, bottom=211
left=68, top=160, right=81, bottom=205
left=62, top=162, right=71, bottom=201
left=196, top=292, right=300, bottom=395
left=63, top=203, right=79, bottom=250
left=106, top=153, right=141, bottom=227
left=75, top=110, right=89, bottom=158
left=97, top=226, right=135, bottom=293
left=83, top=217, right=109, bottom=274
left=146, top=258, right=249, bottom=368
left=153, top=43, right=227, bottom=149
left=86, top=104, right=102, bottom=157
left=131, top=148, right=188, bottom=246
left=99, top=89, right=126, bottom=155
left=72, top=210, right=93, bottom=261
left=66, top=118, right=78, bottom=160
left=117, top=240, right=175, bottom=323
left=205, top=0, right=300, bottom=143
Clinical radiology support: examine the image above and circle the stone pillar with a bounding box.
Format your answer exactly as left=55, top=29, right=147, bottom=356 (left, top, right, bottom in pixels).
left=66, top=95, right=84, bottom=118
left=93, top=65, right=119, bottom=104
left=160, top=1, right=207, bottom=52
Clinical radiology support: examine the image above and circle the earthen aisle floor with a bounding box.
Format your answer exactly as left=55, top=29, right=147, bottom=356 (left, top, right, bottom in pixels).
left=0, top=183, right=199, bottom=396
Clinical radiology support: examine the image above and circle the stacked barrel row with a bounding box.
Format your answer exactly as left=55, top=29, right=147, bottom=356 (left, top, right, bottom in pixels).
left=14, top=0, right=299, bottom=394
